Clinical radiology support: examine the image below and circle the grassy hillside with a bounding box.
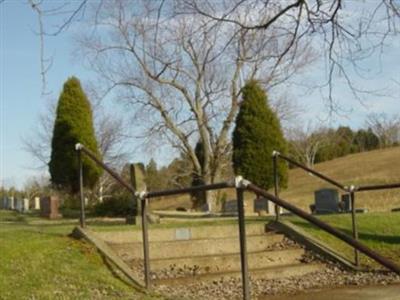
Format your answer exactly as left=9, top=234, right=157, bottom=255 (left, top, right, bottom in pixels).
left=280, top=146, right=400, bottom=212
left=149, top=147, right=400, bottom=212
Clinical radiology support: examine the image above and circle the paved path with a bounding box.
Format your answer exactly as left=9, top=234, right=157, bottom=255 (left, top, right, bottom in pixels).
left=261, top=284, right=400, bottom=300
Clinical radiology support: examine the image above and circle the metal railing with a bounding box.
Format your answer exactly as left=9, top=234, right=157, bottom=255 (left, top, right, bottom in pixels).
left=76, top=144, right=400, bottom=300
left=75, top=144, right=250, bottom=299
left=272, top=150, right=400, bottom=267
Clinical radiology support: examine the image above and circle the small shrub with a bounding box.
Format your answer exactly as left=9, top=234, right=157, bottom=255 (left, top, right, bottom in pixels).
left=94, top=195, right=136, bottom=217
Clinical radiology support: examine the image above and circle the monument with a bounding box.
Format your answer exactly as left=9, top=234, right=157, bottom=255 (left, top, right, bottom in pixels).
left=40, top=196, right=62, bottom=219
left=314, top=188, right=340, bottom=214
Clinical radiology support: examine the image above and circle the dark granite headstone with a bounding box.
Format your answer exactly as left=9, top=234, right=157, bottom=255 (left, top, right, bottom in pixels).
left=314, top=189, right=340, bottom=214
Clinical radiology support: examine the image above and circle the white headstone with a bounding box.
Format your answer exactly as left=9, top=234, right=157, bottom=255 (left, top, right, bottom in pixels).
left=23, top=198, right=30, bottom=212
left=8, top=196, right=15, bottom=210
left=34, top=197, right=40, bottom=210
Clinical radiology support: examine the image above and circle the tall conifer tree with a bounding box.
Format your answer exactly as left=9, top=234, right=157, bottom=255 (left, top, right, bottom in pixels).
left=49, top=77, right=102, bottom=192
left=232, top=80, right=288, bottom=189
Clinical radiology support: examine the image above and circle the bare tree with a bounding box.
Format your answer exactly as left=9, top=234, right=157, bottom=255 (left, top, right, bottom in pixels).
left=287, top=122, right=330, bottom=168
left=366, top=113, right=400, bottom=147
left=182, top=0, right=400, bottom=107
left=26, top=1, right=400, bottom=201
left=73, top=1, right=313, bottom=190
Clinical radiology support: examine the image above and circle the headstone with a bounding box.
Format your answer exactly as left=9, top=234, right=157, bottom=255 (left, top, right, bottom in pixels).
left=8, top=196, right=15, bottom=210
left=223, top=199, right=237, bottom=213
left=15, top=198, right=23, bottom=212
left=0, top=197, right=6, bottom=209
left=314, top=189, right=340, bottom=214
left=40, top=196, right=62, bottom=219
left=254, top=197, right=282, bottom=215
left=22, top=198, right=30, bottom=212
left=34, top=197, right=40, bottom=210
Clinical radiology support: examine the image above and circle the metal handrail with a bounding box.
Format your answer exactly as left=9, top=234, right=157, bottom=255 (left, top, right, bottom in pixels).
left=273, top=151, right=348, bottom=191
left=356, top=182, right=400, bottom=192
left=76, top=143, right=400, bottom=300
left=245, top=182, right=400, bottom=275
left=75, top=144, right=250, bottom=299
left=272, top=150, right=400, bottom=267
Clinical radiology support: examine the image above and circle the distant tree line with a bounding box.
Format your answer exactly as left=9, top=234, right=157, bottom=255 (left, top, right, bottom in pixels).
left=288, top=114, right=400, bottom=168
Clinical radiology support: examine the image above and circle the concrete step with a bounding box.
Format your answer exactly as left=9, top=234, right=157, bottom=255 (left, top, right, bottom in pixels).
left=110, top=233, right=284, bottom=259
left=95, top=222, right=268, bottom=244
left=153, top=263, right=324, bottom=285
left=127, top=248, right=305, bottom=273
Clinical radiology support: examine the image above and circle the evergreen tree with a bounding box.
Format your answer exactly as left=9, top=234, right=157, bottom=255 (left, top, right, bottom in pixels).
left=232, top=80, right=288, bottom=189
left=49, top=77, right=102, bottom=192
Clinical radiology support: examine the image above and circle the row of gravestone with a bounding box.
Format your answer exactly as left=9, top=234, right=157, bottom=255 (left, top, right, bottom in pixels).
left=1, top=196, right=62, bottom=219
left=0, top=196, right=40, bottom=212
left=222, top=188, right=354, bottom=215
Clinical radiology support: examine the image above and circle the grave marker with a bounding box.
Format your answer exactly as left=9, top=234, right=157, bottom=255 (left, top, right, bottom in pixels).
left=40, top=196, right=62, bottom=219
left=314, top=188, right=340, bottom=214
left=23, top=198, right=29, bottom=212
left=34, top=197, right=40, bottom=210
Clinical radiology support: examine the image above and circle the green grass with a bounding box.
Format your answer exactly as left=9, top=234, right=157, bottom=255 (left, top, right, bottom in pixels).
left=285, top=212, right=400, bottom=268
left=0, top=210, right=162, bottom=300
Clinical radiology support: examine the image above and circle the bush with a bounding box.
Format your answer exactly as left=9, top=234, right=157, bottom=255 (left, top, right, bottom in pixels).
left=94, top=196, right=136, bottom=217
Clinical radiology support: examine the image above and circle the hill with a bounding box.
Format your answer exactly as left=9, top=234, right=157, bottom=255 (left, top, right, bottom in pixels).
left=149, top=147, right=400, bottom=212
left=281, top=146, right=400, bottom=212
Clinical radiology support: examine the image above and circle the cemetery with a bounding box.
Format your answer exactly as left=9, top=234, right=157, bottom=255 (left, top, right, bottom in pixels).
left=2, top=1, right=400, bottom=299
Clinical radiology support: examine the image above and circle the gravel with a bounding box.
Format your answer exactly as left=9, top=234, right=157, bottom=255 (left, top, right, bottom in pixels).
left=124, top=242, right=400, bottom=300
left=154, top=264, right=400, bottom=300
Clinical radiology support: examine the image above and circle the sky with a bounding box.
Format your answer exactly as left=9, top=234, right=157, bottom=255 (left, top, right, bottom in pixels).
left=0, top=1, right=399, bottom=189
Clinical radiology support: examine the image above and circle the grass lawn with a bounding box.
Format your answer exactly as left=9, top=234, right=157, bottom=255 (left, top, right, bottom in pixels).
left=285, top=212, right=400, bottom=268
left=0, top=210, right=163, bottom=300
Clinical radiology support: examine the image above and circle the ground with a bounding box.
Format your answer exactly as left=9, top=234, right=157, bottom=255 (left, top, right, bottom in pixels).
left=0, top=210, right=162, bottom=300
left=1, top=208, right=399, bottom=299
left=286, top=212, right=400, bottom=268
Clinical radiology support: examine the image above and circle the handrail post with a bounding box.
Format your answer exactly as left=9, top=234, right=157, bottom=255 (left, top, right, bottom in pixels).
left=77, top=147, right=85, bottom=228
left=235, top=177, right=250, bottom=300
left=140, top=194, right=151, bottom=288
left=273, top=152, right=280, bottom=221
left=350, top=189, right=360, bottom=266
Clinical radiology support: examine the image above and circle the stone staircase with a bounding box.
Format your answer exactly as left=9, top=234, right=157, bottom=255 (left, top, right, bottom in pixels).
left=95, top=222, right=324, bottom=286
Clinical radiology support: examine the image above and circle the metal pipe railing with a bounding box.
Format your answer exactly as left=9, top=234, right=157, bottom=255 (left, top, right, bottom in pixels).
left=75, top=144, right=151, bottom=288
left=245, top=182, right=400, bottom=275
left=76, top=144, right=136, bottom=194
left=146, top=181, right=234, bottom=198
left=272, top=151, right=361, bottom=264
left=356, top=182, right=400, bottom=192
left=76, top=142, right=400, bottom=297
left=75, top=144, right=250, bottom=299
left=274, top=152, right=348, bottom=191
